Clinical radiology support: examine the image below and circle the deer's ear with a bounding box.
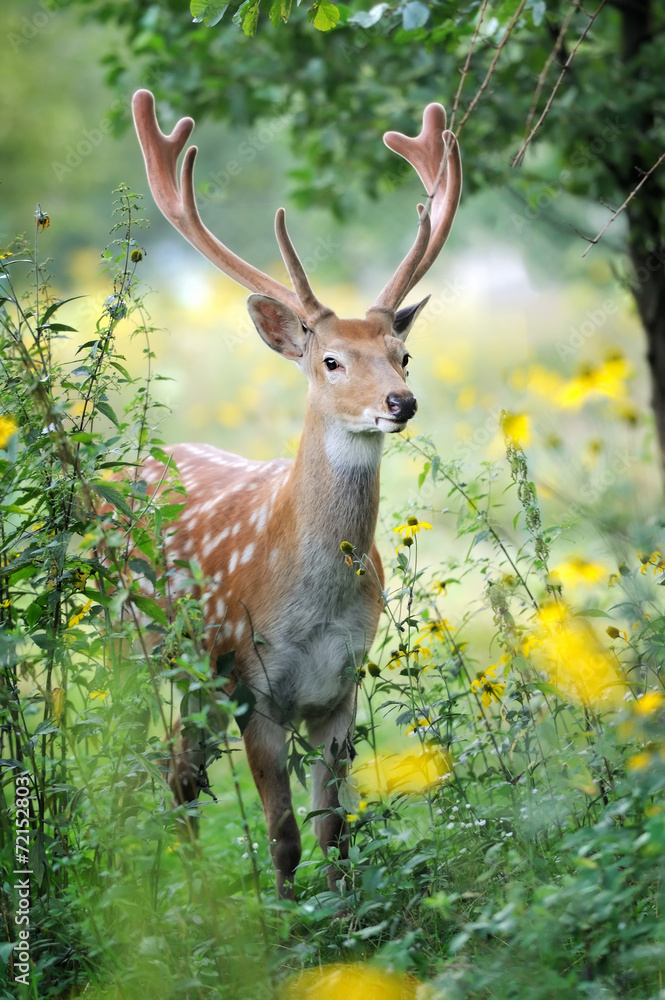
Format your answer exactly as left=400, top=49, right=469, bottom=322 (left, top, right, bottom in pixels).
left=392, top=296, right=430, bottom=341
left=247, top=294, right=307, bottom=360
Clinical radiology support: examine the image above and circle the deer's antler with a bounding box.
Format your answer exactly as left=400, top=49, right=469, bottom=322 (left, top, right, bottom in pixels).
left=132, top=90, right=320, bottom=321
left=370, top=104, right=462, bottom=315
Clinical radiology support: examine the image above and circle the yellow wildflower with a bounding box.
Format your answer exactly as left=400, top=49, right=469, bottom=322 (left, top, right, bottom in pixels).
left=502, top=412, right=531, bottom=446
left=353, top=746, right=452, bottom=798
left=530, top=602, right=626, bottom=708
left=90, top=690, right=109, bottom=701
left=283, top=962, right=419, bottom=1000
left=638, top=550, right=665, bottom=574
left=394, top=517, right=433, bottom=541
left=471, top=666, right=506, bottom=707
left=556, top=355, right=632, bottom=410
left=67, top=598, right=94, bottom=629
left=550, top=556, right=608, bottom=590
left=634, top=692, right=665, bottom=715
left=0, top=415, right=18, bottom=449
left=627, top=751, right=652, bottom=772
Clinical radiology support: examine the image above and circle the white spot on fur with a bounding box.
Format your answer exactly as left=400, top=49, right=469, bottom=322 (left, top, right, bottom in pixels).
left=229, top=550, right=239, bottom=573
left=240, top=543, right=255, bottom=565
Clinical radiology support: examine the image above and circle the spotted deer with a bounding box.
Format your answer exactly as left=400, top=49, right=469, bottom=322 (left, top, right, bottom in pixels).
left=132, top=90, right=462, bottom=898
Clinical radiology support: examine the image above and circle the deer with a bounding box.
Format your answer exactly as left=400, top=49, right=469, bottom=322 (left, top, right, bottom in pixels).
left=131, top=89, right=462, bottom=899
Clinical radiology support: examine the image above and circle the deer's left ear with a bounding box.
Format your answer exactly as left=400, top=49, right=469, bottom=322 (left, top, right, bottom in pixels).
left=392, top=296, right=430, bottom=341
left=247, top=294, right=308, bottom=360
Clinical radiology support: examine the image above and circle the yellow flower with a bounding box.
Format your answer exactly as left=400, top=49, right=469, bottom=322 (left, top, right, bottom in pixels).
left=556, top=355, right=632, bottom=410
left=67, top=598, right=94, bottom=629
left=90, top=690, right=109, bottom=701
left=502, top=412, right=531, bottom=446
left=634, top=692, right=665, bottom=715
left=627, top=751, right=652, bottom=772
left=432, top=578, right=448, bottom=596
left=353, top=747, right=452, bottom=799
left=283, top=963, right=419, bottom=1000
left=0, top=415, right=18, bottom=449
left=550, top=556, right=608, bottom=590
left=470, top=666, right=506, bottom=707
left=530, top=602, right=626, bottom=708
left=394, top=517, right=433, bottom=541
left=418, top=619, right=450, bottom=643
left=405, top=716, right=433, bottom=736
left=638, top=550, right=665, bottom=574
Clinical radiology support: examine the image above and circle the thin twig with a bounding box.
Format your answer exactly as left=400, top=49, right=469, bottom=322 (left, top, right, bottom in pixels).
left=457, top=0, right=530, bottom=135
left=581, top=148, right=665, bottom=256
left=521, top=0, right=581, bottom=142
left=512, top=0, right=606, bottom=167
left=449, top=0, right=491, bottom=133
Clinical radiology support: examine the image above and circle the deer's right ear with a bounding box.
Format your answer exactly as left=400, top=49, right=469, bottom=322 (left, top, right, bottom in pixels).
left=247, top=294, right=308, bottom=360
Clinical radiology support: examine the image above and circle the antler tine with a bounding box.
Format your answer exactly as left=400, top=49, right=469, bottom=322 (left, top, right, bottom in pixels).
left=274, top=209, right=332, bottom=324
left=371, top=205, right=432, bottom=314
left=372, top=103, right=462, bottom=313
left=132, top=90, right=303, bottom=316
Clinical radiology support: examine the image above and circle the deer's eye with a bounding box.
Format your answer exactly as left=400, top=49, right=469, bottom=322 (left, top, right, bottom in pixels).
left=402, top=353, right=411, bottom=368
left=324, top=357, right=339, bottom=371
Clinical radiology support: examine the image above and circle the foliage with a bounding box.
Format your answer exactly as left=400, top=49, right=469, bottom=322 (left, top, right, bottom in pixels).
left=2, top=197, right=665, bottom=999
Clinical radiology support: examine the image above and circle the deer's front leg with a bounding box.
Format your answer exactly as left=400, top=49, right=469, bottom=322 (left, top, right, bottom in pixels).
left=307, top=695, right=355, bottom=891
left=243, top=717, right=301, bottom=899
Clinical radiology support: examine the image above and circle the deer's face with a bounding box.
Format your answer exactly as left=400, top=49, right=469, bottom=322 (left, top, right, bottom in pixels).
left=248, top=295, right=429, bottom=435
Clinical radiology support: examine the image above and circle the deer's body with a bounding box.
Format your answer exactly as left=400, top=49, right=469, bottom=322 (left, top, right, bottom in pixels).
left=132, top=90, right=462, bottom=897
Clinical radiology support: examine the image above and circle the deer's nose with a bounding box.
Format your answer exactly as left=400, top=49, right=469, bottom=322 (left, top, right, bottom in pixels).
left=386, top=392, right=417, bottom=422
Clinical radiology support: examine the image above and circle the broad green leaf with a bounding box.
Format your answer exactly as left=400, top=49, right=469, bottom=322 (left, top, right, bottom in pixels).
left=96, top=400, right=120, bottom=427
left=91, top=482, right=135, bottom=519
left=313, top=1, right=340, bottom=30
left=191, top=0, right=230, bottom=25
left=132, top=594, right=168, bottom=626
left=241, top=0, right=260, bottom=34
left=401, top=0, right=429, bottom=30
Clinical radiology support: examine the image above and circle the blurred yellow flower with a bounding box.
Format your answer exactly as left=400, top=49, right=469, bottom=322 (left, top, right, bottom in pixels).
left=0, top=415, right=18, bottom=448
left=471, top=666, right=506, bottom=707
left=634, top=692, right=665, bottom=715
left=502, top=412, right=531, bottom=446
left=529, top=603, right=626, bottom=708
left=627, top=751, right=652, bottom=772
left=550, top=556, right=608, bottom=590
left=352, top=747, right=452, bottom=799
left=456, top=385, right=476, bottom=412
left=216, top=401, right=243, bottom=427
left=283, top=963, right=419, bottom=1000
left=556, top=355, right=632, bottom=410
left=638, top=550, right=665, bottom=574
left=51, top=687, right=66, bottom=722
left=67, top=598, right=94, bottom=629
left=90, top=690, right=109, bottom=701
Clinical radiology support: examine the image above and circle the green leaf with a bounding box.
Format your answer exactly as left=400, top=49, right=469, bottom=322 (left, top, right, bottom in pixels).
left=269, top=0, right=292, bottom=24
left=191, top=0, right=230, bottom=25
left=401, top=0, right=429, bottom=30
left=216, top=650, right=236, bottom=677
left=575, top=608, right=612, bottom=619
left=241, top=0, right=260, bottom=34
left=96, top=400, right=120, bottom=427
left=129, top=558, right=157, bottom=589
left=312, top=1, right=339, bottom=30
left=92, top=482, right=135, bottom=519
left=233, top=679, right=256, bottom=734
left=132, top=594, right=168, bottom=626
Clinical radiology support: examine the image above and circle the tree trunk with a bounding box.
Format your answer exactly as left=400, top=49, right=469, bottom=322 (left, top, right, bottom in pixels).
left=628, top=238, right=665, bottom=477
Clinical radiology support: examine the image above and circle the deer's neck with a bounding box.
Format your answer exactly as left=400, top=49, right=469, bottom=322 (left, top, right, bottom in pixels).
left=283, top=407, right=383, bottom=559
